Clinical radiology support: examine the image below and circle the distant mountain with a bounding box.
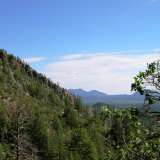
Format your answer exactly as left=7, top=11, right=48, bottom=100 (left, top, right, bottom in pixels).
left=68, top=89, right=145, bottom=107
left=69, top=89, right=107, bottom=97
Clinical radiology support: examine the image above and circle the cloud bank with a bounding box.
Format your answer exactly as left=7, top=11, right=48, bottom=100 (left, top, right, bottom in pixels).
left=44, top=52, right=160, bottom=94
left=23, top=57, right=46, bottom=64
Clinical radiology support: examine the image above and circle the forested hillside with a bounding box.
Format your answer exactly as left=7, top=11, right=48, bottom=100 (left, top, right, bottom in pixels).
left=0, top=49, right=160, bottom=160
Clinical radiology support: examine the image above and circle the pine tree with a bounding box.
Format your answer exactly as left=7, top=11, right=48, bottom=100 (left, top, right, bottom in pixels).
left=70, top=128, right=98, bottom=160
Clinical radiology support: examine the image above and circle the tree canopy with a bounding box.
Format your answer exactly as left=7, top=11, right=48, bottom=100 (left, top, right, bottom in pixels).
left=132, top=60, right=160, bottom=104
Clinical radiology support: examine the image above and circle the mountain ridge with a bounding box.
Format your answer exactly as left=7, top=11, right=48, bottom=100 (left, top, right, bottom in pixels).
left=68, top=89, right=144, bottom=106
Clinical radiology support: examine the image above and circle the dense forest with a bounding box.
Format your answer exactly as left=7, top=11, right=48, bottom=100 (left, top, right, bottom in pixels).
left=0, top=49, right=160, bottom=160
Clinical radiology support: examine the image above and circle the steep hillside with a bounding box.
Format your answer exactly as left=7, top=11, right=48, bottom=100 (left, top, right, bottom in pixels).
left=0, top=49, right=92, bottom=159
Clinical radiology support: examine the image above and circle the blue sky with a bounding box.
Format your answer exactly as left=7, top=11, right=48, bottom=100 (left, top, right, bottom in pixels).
left=0, top=0, right=160, bottom=94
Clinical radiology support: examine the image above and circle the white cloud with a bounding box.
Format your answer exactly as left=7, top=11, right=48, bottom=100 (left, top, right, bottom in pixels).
left=44, top=52, right=160, bottom=94
left=23, top=57, right=46, bottom=64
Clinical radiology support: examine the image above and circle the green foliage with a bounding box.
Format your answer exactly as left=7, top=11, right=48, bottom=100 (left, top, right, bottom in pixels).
left=132, top=60, right=160, bottom=104
left=70, top=128, right=98, bottom=160
left=63, top=107, right=79, bottom=128
left=101, top=107, right=160, bottom=160
left=0, top=143, right=10, bottom=160
left=0, top=106, right=8, bottom=141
